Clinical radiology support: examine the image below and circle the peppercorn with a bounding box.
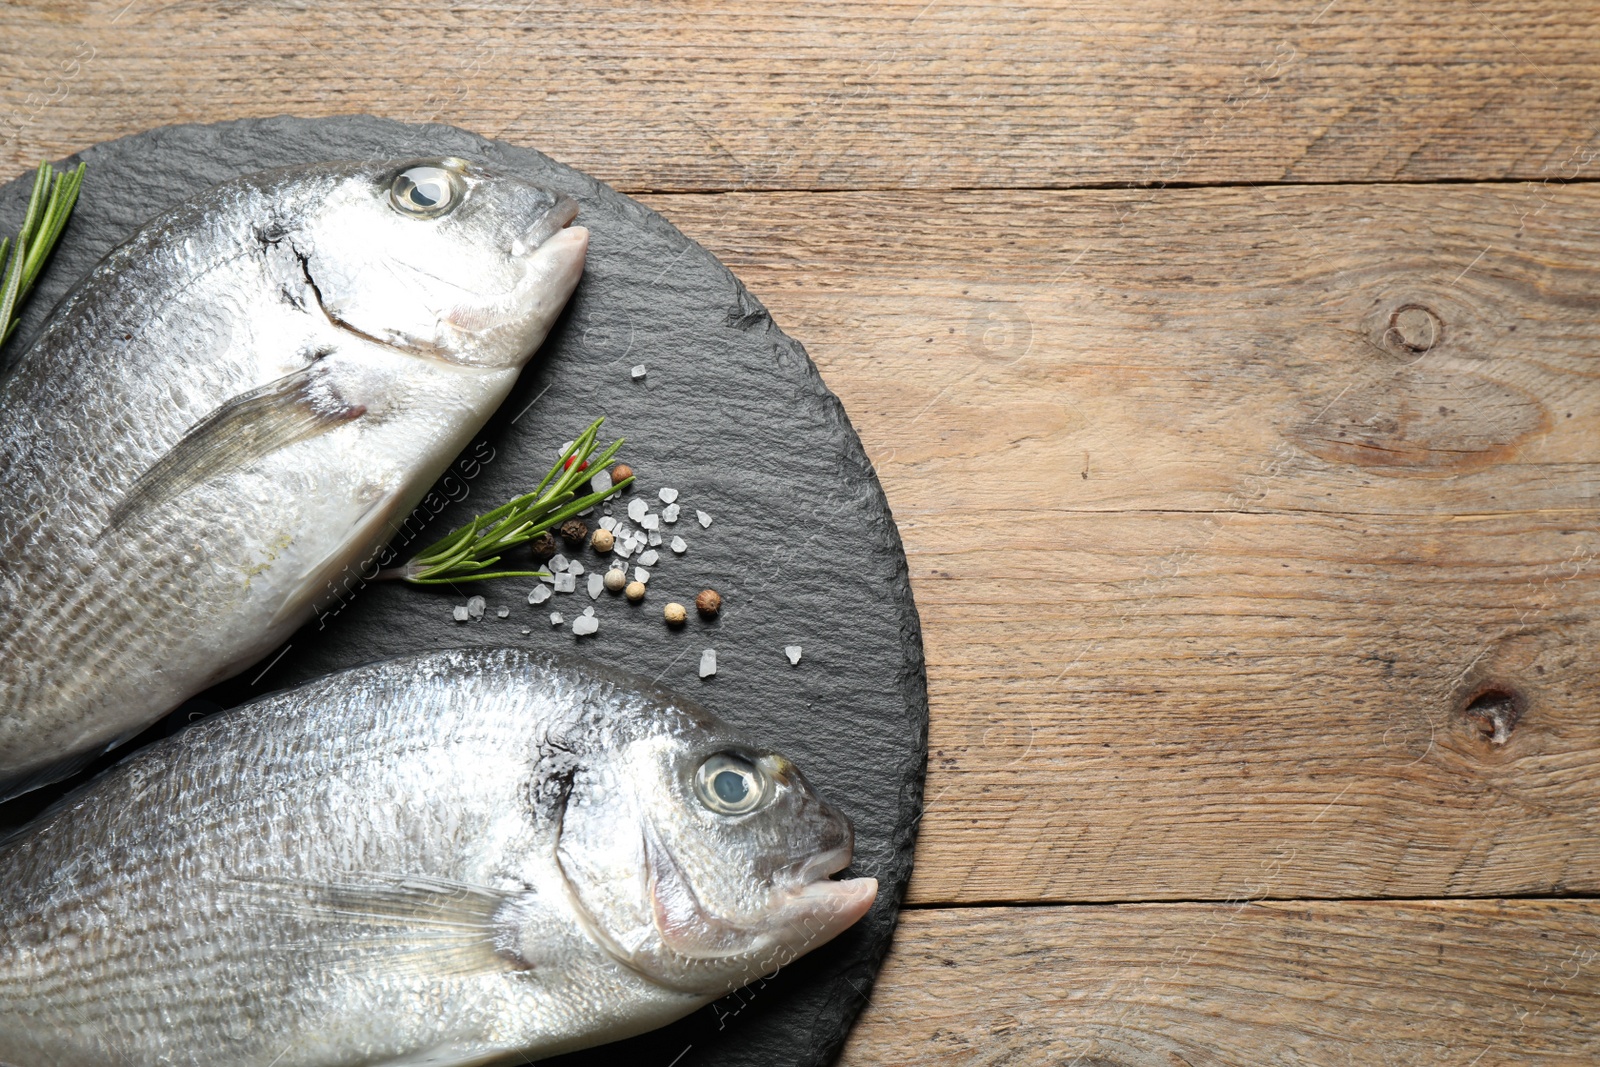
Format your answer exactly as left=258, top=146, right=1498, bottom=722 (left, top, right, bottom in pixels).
left=625, top=580, right=647, bottom=603
left=558, top=518, right=588, bottom=547
left=603, top=568, right=627, bottom=593
left=528, top=532, right=558, bottom=561
left=590, top=528, right=615, bottom=553
left=610, top=463, right=634, bottom=484
left=695, top=589, right=722, bottom=617
left=663, top=602, right=687, bottom=626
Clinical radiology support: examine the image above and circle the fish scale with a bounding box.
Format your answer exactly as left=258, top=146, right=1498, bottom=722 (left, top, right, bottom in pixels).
left=0, top=649, right=876, bottom=1066
left=0, top=158, right=590, bottom=798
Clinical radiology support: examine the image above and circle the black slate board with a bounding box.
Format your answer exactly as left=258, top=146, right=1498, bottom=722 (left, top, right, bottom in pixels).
left=0, top=117, right=927, bottom=1066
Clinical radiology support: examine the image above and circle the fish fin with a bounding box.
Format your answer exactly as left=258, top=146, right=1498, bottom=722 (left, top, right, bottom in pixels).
left=0, top=724, right=137, bottom=805
left=230, top=874, right=536, bottom=978
left=269, top=482, right=407, bottom=629
left=98, top=366, right=365, bottom=540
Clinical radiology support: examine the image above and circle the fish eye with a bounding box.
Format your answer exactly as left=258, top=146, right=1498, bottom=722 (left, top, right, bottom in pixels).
left=693, top=752, right=769, bottom=817
left=389, top=164, right=464, bottom=218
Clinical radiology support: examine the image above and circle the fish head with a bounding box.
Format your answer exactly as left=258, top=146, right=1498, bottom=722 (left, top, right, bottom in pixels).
left=553, top=699, right=878, bottom=997
left=279, top=157, right=587, bottom=368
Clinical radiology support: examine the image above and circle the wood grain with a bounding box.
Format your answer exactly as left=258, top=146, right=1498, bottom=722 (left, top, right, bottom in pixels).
left=2, top=1, right=1599, bottom=191
left=838, top=899, right=1600, bottom=1065
left=633, top=182, right=1600, bottom=904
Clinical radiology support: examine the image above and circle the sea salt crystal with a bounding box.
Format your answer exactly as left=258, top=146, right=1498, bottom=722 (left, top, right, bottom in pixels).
left=659, top=487, right=679, bottom=504
left=662, top=503, right=680, bottom=523
left=634, top=566, right=651, bottom=584
left=785, top=645, right=803, bottom=665
left=583, top=607, right=595, bottom=616
left=671, top=536, right=687, bottom=554
left=567, top=560, right=585, bottom=576
left=572, top=614, right=599, bottom=636
left=550, top=612, right=565, bottom=627
left=631, top=364, right=647, bottom=380
left=557, top=440, right=575, bottom=458
left=521, top=628, right=531, bottom=635
left=599, top=516, right=617, bottom=531
left=699, top=648, right=717, bottom=678
left=639, top=549, right=660, bottom=567
left=696, top=510, right=712, bottom=528
left=497, top=606, right=509, bottom=619
left=467, top=596, right=486, bottom=619
left=615, top=538, right=635, bottom=560
left=587, top=573, right=605, bottom=599
left=553, top=572, right=576, bottom=593
left=549, top=553, right=570, bottom=573
left=528, top=585, right=551, bottom=605
left=628, top=498, right=649, bottom=523
left=590, top=470, right=613, bottom=494
left=648, top=530, right=663, bottom=547
left=641, top=514, right=659, bottom=531
left=453, top=605, right=470, bottom=623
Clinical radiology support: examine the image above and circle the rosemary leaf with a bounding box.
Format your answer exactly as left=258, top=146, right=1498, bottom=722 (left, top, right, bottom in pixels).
left=380, top=417, right=632, bottom=585
left=0, top=161, right=86, bottom=345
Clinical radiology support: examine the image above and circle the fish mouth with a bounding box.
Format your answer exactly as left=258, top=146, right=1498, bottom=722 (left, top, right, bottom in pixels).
left=793, top=842, right=855, bottom=886
left=777, top=839, right=876, bottom=939
left=516, top=193, right=581, bottom=254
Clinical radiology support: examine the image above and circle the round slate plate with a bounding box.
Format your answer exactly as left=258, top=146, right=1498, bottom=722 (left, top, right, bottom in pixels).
left=0, top=117, right=927, bottom=1066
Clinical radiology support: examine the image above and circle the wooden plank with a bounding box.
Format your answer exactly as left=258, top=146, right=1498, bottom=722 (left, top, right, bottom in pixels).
left=2, top=1, right=1599, bottom=190
left=839, top=899, right=1600, bottom=1064
left=633, top=182, right=1600, bottom=904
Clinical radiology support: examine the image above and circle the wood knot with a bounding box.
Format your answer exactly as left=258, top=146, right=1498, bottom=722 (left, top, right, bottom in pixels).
left=1386, top=304, right=1442, bottom=353
left=1459, top=686, right=1521, bottom=745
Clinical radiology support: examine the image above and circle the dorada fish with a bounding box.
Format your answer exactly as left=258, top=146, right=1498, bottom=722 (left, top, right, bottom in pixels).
left=0, top=648, right=876, bottom=1066
left=0, top=158, right=587, bottom=798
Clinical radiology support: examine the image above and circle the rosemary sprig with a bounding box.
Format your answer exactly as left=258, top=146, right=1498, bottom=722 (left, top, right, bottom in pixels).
left=0, top=160, right=86, bottom=345
left=380, top=417, right=632, bottom=585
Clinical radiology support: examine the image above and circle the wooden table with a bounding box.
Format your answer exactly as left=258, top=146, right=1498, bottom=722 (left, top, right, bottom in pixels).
left=5, top=2, right=1597, bottom=1061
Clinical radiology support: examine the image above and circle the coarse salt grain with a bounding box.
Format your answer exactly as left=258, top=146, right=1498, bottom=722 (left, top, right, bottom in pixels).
left=628, top=498, right=649, bottom=523
left=641, top=514, right=659, bottom=531
left=567, top=560, right=584, bottom=576
left=549, top=553, right=570, bottom=573
left=639, top=549, right=660, bottom=567
left=497, top=606, right=509, bottom=619
left=528, top=586, right=551, bottom=605
left=590, top=470, right=613, bottom=494
left=634, top=566, right=651, bottom=584
left=453, top=605, right=470, bottom=622
left=550, top=612, right=565, bottom=626
left=699, top=648, right=717, bottom=678
left=697, top=510, right=712, bottom=528
left=662, top=503, right=680, bottom=523
left=599, top=516, right=617, bottom=531
left=572, top=614, right=599, bottom=636
left=671, top=536, right=687, bottom=554
left=467, top=596, right=486, bottom=618
left=648, top=530, right=663, bottom=547
left=785, top=645, right=803, bottom=665
left=553, top=572, right=575, bottom=593
left=659, top=487, right=679, bottom=503
left=587, top=573, right=605, bottom=599
left=631, top=364, right=647, bottom=380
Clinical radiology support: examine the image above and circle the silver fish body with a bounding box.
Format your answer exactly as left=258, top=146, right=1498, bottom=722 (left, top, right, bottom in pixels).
left=0, top=648, right=877, bottom=1066
left=0, top=159, right=588, bottom=798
